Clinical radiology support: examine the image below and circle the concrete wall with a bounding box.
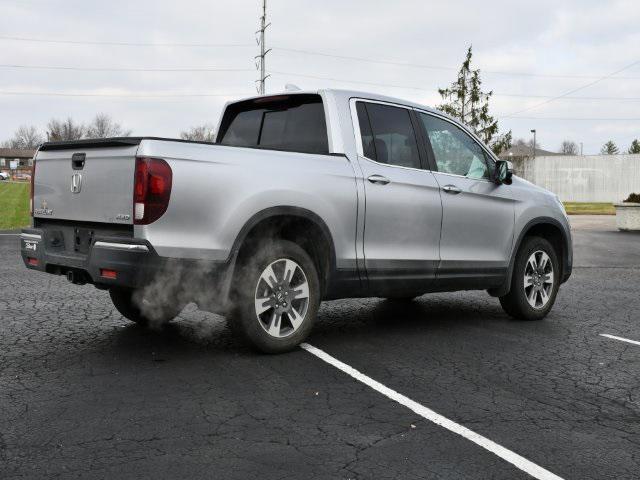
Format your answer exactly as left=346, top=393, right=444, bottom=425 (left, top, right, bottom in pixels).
left=516, top=154, right=640, bottom=203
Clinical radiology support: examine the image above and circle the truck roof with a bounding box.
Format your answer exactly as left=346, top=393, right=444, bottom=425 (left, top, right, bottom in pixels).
left=227, top=88, right=446, bottom=118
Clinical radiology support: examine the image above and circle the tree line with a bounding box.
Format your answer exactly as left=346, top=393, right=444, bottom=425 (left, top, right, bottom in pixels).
left=555, top=139, right=640, bottom=155
left=2, top=115, right=215, bottom=149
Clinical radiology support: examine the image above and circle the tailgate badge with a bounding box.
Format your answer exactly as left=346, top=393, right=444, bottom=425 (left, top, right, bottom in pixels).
left=71, top=173, right=83, bottom=194
left=34, top=199, right=53, bottom=216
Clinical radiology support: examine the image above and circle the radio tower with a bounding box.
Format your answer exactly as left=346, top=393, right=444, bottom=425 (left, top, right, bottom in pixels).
left=255, top=0, right=271, bottom=94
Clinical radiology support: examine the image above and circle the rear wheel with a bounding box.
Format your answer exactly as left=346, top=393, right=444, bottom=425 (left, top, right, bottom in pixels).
left=499, top=236, right=560, bottom=320
left=229, top=240, right=320, bottom=353
left=109, top=287, right=182, bottom=327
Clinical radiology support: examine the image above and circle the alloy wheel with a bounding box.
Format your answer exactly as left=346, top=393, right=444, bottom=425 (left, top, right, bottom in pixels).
left=523, top=250, right=554, bottom=309
left=254, top=258, right=310, bottom=338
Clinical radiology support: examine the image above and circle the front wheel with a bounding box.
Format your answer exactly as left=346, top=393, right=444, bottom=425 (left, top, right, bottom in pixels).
left=499, top=236, right=560, bottom=321
left=229, top=240, right=320, bottom=353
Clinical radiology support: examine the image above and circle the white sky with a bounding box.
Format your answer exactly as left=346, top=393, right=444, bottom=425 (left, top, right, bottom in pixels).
left=1, top=0, right=639, bottom=154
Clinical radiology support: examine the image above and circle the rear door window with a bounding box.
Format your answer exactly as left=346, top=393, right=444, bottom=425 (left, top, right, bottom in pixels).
left=217, top=94, right=329, bottom=154
left=356, top=101, right=421, bottom=169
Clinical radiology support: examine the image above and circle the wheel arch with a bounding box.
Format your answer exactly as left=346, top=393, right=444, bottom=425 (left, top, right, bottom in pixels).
left=229, top=206, right=338, bottom=295
left=490, top=217, right=571, bottom=297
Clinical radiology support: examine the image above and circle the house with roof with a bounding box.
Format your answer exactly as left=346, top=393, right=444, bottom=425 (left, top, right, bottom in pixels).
left=0, top=148, right=36, bottom=170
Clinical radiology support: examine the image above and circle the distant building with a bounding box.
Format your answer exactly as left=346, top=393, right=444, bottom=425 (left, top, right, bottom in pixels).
left=498, top=145, right=561, bottom=176
left=0, top=148, right=36, bottom=169
left=498, top=144, right=561, bottom=161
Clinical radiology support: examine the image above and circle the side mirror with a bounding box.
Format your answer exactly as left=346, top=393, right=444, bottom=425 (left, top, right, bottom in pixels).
left=495, top=160, right=513, bottom=185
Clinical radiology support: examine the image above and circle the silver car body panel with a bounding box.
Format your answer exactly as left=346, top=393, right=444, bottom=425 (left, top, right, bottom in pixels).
left=31, top=88, right=572, bottom=294
left=135, top=138, right=359, bottom=267
left=33, top=146, right=137, bottom=224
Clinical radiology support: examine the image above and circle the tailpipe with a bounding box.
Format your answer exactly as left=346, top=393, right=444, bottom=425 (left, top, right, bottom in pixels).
left=66, top=269, right=87, bottom=285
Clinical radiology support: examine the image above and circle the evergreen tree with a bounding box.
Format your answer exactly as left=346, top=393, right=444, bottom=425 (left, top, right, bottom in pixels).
left=628, top=139, right=640, bottom=154
left=438, top=46, right=511, bottom=155
left=600, top=140, right=619, bottom=155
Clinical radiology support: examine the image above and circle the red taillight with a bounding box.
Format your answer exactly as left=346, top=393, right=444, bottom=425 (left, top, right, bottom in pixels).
left=30, top=159, right=36, bottom=216
left=133, top=157, right=172, bottom=225
left=27, top=257, right=38, bottom=266
left=100, top=268, right=117, bottom=279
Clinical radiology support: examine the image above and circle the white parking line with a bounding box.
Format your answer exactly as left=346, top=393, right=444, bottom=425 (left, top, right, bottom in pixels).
left=600, top=333, right=640, bottom=346
left=301, top=343, right=564, bottom=480
left=0, top=233, right=19, bottom=236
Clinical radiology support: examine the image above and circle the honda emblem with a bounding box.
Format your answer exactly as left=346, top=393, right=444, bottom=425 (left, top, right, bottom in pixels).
left=70, top=173, right=82, bottom=194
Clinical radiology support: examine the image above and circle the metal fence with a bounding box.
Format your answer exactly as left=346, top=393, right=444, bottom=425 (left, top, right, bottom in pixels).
left=513, top=154, right=640, bottom=203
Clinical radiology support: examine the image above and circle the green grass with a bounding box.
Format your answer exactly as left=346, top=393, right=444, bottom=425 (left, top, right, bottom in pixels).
left=0, top=182, right=30, bottom=229
left=563, top=202, right=615, bottom=215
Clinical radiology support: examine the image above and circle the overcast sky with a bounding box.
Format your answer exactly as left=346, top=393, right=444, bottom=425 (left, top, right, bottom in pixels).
left=1, top=0, right=639, bottom=154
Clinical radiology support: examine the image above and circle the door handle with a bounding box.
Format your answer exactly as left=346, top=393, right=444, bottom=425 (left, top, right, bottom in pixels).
left=442, top=184, right=462, bottom=194
left=367, top=174, right=391, bottom=185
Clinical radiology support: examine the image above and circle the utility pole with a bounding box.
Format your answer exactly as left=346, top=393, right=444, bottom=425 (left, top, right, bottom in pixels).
left=580, top=142, right=583, bottom=156
left=530, top=129, right=537, bottom=159
left=255, top=0, right=271, bottom=94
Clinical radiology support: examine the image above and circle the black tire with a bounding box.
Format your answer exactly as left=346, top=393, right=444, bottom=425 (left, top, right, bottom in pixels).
left=229, top=240, right=320, bottom=354
left=109, top=287, right=182, bottom=327
left=499, top=236, right=560, bottom=321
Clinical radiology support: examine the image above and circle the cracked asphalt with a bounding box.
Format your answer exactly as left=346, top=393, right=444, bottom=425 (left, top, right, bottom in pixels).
left=1, top=215, right=639, bottom=479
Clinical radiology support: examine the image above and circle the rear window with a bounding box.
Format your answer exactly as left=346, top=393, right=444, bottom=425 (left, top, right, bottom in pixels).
left=217, top=94, right=329, bottom=154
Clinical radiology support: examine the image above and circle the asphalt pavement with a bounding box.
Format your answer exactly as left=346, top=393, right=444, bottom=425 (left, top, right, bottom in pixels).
left=1, top=216, right=639, bottom=479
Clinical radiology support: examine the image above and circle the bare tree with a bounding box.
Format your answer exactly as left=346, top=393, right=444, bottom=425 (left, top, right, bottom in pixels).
left=46, top=118, right=85, bottom=141
left=513, top=138, right=539, bottom=149
left=86, top=113, right=131, bottom=138
left=559, top=140, right=578, bottom=155
left=2, top=125, right=44, bottom=149
left=180, top=124, right=216, bottom=142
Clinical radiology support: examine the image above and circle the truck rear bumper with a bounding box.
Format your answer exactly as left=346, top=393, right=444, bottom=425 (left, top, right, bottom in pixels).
left=21, top=227, right=168, bottom=289
left=20, top=228, right=229, bottom=294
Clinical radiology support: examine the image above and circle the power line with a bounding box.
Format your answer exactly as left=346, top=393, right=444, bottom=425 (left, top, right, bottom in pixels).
left=0, top=35, right=252, bottom=48
left=271, top=47, right=640, bottom=80
left=503, top=116, right=640, bottom=121
left=2, top=89, right=639, bottom=119
left=500, top=59, right=640, bottom=118
left=0, top=90, right=251, bottom=98
left=0, top=64, right=253, bottom=73
left=3, top=35, right=640, bottom=80
left=270, top=70, right=640, bottom=101
left=495, top=93, right=640, bottom=101
left=2, top=64, right=639, bottom=102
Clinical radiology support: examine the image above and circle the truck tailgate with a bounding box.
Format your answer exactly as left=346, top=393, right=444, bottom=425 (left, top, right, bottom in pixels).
left=34, top=144, right=139, bottom=224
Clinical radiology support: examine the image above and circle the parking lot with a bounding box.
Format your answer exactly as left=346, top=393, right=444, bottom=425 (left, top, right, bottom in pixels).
left=1, top=215, right=639, bottom=479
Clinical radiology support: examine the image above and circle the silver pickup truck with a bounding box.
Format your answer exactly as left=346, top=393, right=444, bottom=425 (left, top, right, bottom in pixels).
left=21, top=89, right=572, bottom=352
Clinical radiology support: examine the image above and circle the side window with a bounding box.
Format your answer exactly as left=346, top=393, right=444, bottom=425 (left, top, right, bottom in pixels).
left=418, top=113, right=492, bottom=180
left=356, top=101, right=421, bottom=169
left=220, top=109, right=263, bottom=147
